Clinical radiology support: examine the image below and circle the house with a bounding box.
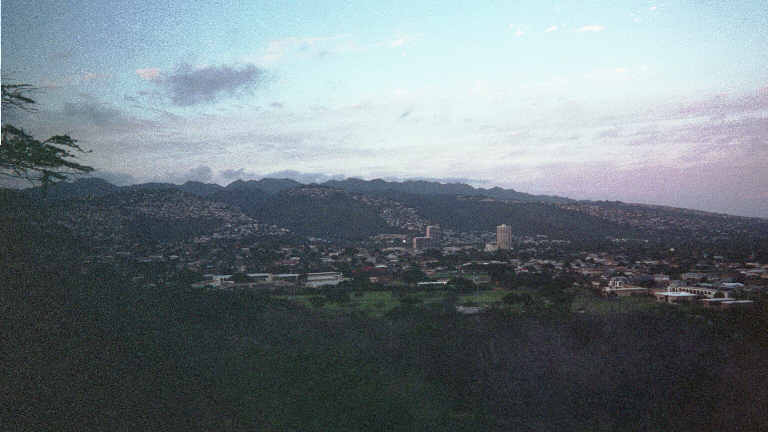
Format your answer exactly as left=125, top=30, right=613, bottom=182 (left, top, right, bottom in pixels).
left=654, top=291, right=697, bottom=304
left=603, top=276, right=649, bottom=297
left=669, top=285, right=732, bottom=299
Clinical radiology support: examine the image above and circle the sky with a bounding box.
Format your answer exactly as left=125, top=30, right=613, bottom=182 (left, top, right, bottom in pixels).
left=2, top=0, right=767, bottom=217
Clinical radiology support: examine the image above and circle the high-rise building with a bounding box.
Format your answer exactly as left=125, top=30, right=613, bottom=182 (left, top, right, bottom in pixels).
left=413, top=225, right=441, bottom=251
left=496, top=224, right=513, bottom=250
left=426, top=225, right=441, bottom=245
left=413, top=236, right=432, bottom=250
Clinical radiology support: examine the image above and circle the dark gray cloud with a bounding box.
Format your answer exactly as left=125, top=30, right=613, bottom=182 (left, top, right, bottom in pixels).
left=150, top=63, right=266, bottom=106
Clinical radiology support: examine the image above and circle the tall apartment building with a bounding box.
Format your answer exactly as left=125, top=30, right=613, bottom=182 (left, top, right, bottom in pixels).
left=496, top=224, right=513, bottom=250
left=426, top=225, right=441, bottom=245
left=413, top=236, right=432, bottom=250
left=413, top=225, right=441, bottom=251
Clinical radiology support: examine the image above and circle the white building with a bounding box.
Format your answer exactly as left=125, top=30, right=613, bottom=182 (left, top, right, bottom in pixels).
left=496, top=224, right=513, bottom=250
left=306, top=272, right=344, bottom=288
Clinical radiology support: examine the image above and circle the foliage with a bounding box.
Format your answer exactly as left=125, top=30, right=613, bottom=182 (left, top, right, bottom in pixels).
left=401, top=268, right=428, bottom=285
left=2, top=84, right=38, bottom=110
left=5, top=254, right=768, bottom=431
left=229, top=272, right=254, bottom=283
left=1, top=84, right=93, bottom=187
left=324, top=288, right=351, bottom=304
left=309, top=295, right=327, bottom=308
left=449, top=277, right=476, bottom=293
left=502, top=292, right=533, bottom=306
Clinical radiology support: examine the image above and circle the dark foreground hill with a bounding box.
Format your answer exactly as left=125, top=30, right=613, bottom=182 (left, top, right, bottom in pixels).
left=4, top=184, right=768, bottom=431
left=4, top=261, right=768, bottom=431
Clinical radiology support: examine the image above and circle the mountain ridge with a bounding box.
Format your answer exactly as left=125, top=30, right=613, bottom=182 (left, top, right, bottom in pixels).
left=20, top=176, right=572, bottom=203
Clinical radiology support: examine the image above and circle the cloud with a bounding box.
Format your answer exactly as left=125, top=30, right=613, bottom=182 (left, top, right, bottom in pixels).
left=136, top=68, right=161, bottom=80
left=516, top=157, right=768, bottom=218
left=596, top=128, right=621, bottom=138
left=257, top=34, right=353, bottom=63
left=403, top=176, right=492, bottom=185
left=219, top=168, right=345, bottom=184
left=220, top=168, right=256, bottom=181
left=146, top=62, right=267, bottom=106
left=63, top=100, right=123, bottom=125
left=265, top=170, right=345, bottom=184
left=152, top=165, right=215, bottom=184
left=35, top=72, right=110, bottom=88
left=545, top=25, right=559, bottom=33
left=509, top=24, right=525, bottom=36
left=577, top=25, right=605, bottom=32
left=88, top=170, right=139, bottom=186
left=82, top=73, right=110, bottom=82
left=390, top=38, right=405, bottom=47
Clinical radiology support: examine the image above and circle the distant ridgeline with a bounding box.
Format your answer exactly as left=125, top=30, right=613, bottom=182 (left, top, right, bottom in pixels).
left=9, top=177, right=768, bottom=244
left=22, top=177, right=571, bottom=202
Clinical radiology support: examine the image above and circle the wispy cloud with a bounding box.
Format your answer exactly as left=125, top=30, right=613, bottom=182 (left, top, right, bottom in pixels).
left=257, top=34, right=352, bottom=63
left=577, top=25, right=605, bottom=32
left=37, top=72, right=111, bottom=88
left=508, top=24, right=525, bottom=36
left=545, top=25, right=559, bottom=33
left=136, top=68, right=161, bottom=80
left=63, top=100, right=123, bottom=125
left=255, top=34, right=418, bottom=63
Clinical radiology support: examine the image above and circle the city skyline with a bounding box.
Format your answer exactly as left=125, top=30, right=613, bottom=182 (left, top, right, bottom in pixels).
left=2, top=1, right=767, bottom=217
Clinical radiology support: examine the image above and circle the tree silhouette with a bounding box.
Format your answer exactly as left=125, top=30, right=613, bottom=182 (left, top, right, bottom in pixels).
left=1, top=84, right=93, bottom=187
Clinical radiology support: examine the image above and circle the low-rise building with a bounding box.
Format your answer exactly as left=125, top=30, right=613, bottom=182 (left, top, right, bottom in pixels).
left=306, top=272, right=344, bottom=288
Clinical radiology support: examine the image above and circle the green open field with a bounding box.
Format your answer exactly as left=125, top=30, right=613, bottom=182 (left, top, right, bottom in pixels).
left=279, top=288, right=670, bottom=317
left=277, top=289, right=513, bottom=317
left=570, top=293, right=663, bottom=314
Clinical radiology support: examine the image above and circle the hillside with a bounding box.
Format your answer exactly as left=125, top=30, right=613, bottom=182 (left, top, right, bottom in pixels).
left=246, top=186, right=413, bottom=240
left=322, top=178, right=572, bottom=203
left=43, top=189, right=258, bottom=246
left=378, top=191, right=640, bottom=241
left=560, top=201, right=768, bottom=241
left=13, top=177, right=768, bottom=244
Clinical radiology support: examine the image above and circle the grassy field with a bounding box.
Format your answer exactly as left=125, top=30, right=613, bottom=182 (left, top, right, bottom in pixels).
left=279, top=288, right=669, bottom=317
left=570, top=293, right=663, bottom=314
left=278, top=289, right=513, bottom=317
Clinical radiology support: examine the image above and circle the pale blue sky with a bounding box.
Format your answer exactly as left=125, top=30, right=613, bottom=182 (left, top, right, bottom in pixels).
left=3, top=1, right=767, bottom=216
